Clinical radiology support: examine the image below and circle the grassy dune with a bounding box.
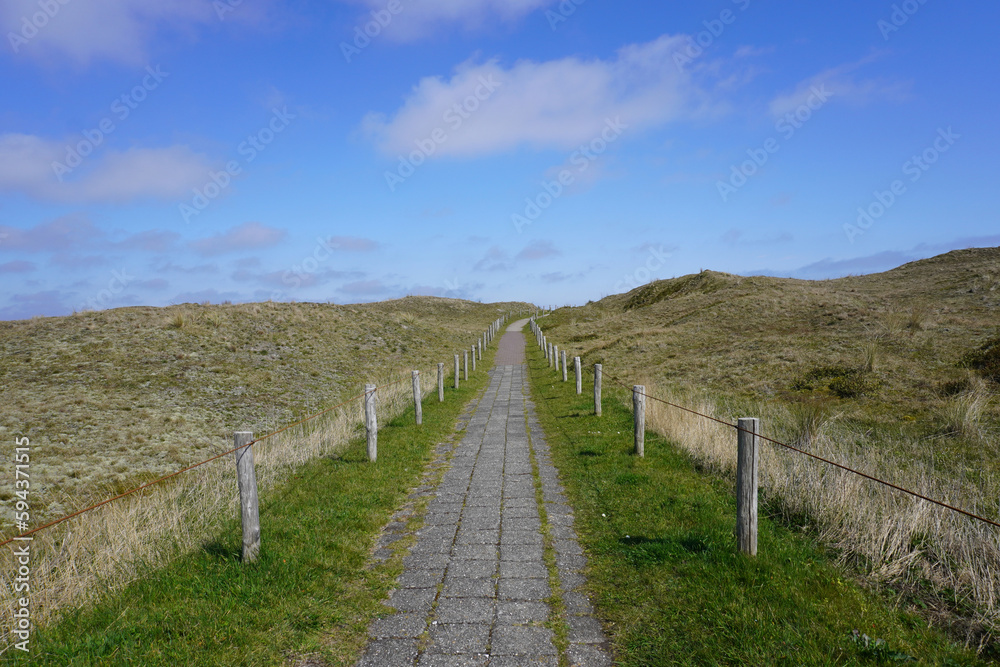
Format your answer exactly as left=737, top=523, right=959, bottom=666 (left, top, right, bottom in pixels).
left=0, top=298, right=529, bottom=644
left=525, top=344, right=983, bottom=665
left=6, top=348, right=497, bottom=665
left=533, top=247, right=1000, bottom=652
left=0, top=297, right=531, bottom=525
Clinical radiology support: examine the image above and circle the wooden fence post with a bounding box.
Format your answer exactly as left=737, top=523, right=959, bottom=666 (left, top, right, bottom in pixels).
left=554, top=345, right=560, bottom=373
left=438, top=363, right=444, bottom=402
left=561, top=350, right=568, bottom=382
left=575, top=356, right=582, bottom=395
left=737, top=417, right=760, bottom=556
left=464, top=350, right=469, bottom=380
left=633, top=385, right=645, bottom=457
left=365, top=383, right=377, bottom=462
left=472, top=345, right=477, bottom=372
left=594, top=363, right=602, bottom=416
left=412, top=370, right=422, bottom=425
left=454, top=354, right=460, bottom=389
left=234, top=431, right=260, bottom=562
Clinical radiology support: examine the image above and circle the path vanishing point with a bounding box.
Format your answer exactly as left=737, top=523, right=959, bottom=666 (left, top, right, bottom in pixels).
left=356, top=319, right=612, bottom=666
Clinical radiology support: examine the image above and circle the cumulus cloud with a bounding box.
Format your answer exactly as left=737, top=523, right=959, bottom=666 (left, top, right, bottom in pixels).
left=188, top=222, right=287, bottom=256
left=0, top=260, right=35, bottom=273
left=115, top=230, right=181, bottom=252
left=325, top=236, right=380, bottom=252
left=0, top=134, right=215, bottom=203
left=362, top=34, right=710, bottom=158
left=231, top=266, right=365, bottom=288
left=769, top=53, right=910, bottom=117
left=516, top=240, right=560, bottom=260
left=344, top=0, right=556, bottom=42
left=0, top=215, right=182, bottom=256
left=0, top=214, right=102, bottom=253
left=1, top=0, right=270, bottom=65
left=473, top=246, right=511, bottom=272
left=0, top=290, right=66, bottom=320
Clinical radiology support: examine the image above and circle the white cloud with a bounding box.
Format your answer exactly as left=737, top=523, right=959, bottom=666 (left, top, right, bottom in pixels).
left=0, top=133, right=214, bottom=203
left=516, top=240, right=559, bottom=260
left=346, top=0, right=556, bottom=42
left=326, top=236, right=380, bottom=252
left=1, top=0, right=268, bottom=65
left=189, top=222, right=287, bottom=256
left=473, top=246, right=511, bottom=272
left=769, top=53, right=910, bottom=117
left=362, top=34, right=711, bottom=158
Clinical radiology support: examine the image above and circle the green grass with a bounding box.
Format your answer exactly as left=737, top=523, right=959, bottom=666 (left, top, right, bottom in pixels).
left=524, top=341, right=986, bottom=666
left=0, top=298, right=532, bottom=527
left=7, top=348, right=498, bottom=666
left=539, top=248, right=1000, bottom=473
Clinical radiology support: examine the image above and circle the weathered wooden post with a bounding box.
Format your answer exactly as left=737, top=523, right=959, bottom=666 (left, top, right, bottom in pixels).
left=438, top=362, right=444, bottom=402
left=561, top=351, right=568, bottom=382
left=454, top=354, right=460, bottom=389
left=554, top=345, right=560, bottom=372
left=633, top=385, right=645, bottom=457
left=471, top=345, right=477, bottom=372
left=234, top=431, right=260, bottom=562
left=594, top=363, right=602, bottom=416
left=575, top=356, right=582, bottom=394
left=365, top=384, right=377, bottom=462
left=412, top=370, right=422, bottom=425
left=737, top=417, right=760, bottom=556
left=463, top=350, right=469, bottom=381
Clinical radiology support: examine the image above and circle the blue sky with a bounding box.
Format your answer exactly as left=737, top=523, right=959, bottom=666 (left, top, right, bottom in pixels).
left=1, top=0, right=998, bottom=319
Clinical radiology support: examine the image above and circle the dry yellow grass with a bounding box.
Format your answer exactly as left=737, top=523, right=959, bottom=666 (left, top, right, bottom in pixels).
left=0, top=297, right=530, bottom=640
left=622, top=381, right=1000, bottom=645
left=0, top=297, right=530, bottom=523
left=537, top=247, right=1000, bottom=647
left=0, top=364, right=438, bottom=636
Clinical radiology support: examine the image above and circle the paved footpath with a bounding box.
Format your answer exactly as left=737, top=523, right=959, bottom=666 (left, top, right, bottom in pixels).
left=357, top=319, right=611, bottom=667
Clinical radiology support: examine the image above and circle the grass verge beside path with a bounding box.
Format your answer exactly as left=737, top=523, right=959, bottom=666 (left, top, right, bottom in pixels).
left=8, top=351, right=497, bottom=666
left=524, top=342, right=983, bottom=666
